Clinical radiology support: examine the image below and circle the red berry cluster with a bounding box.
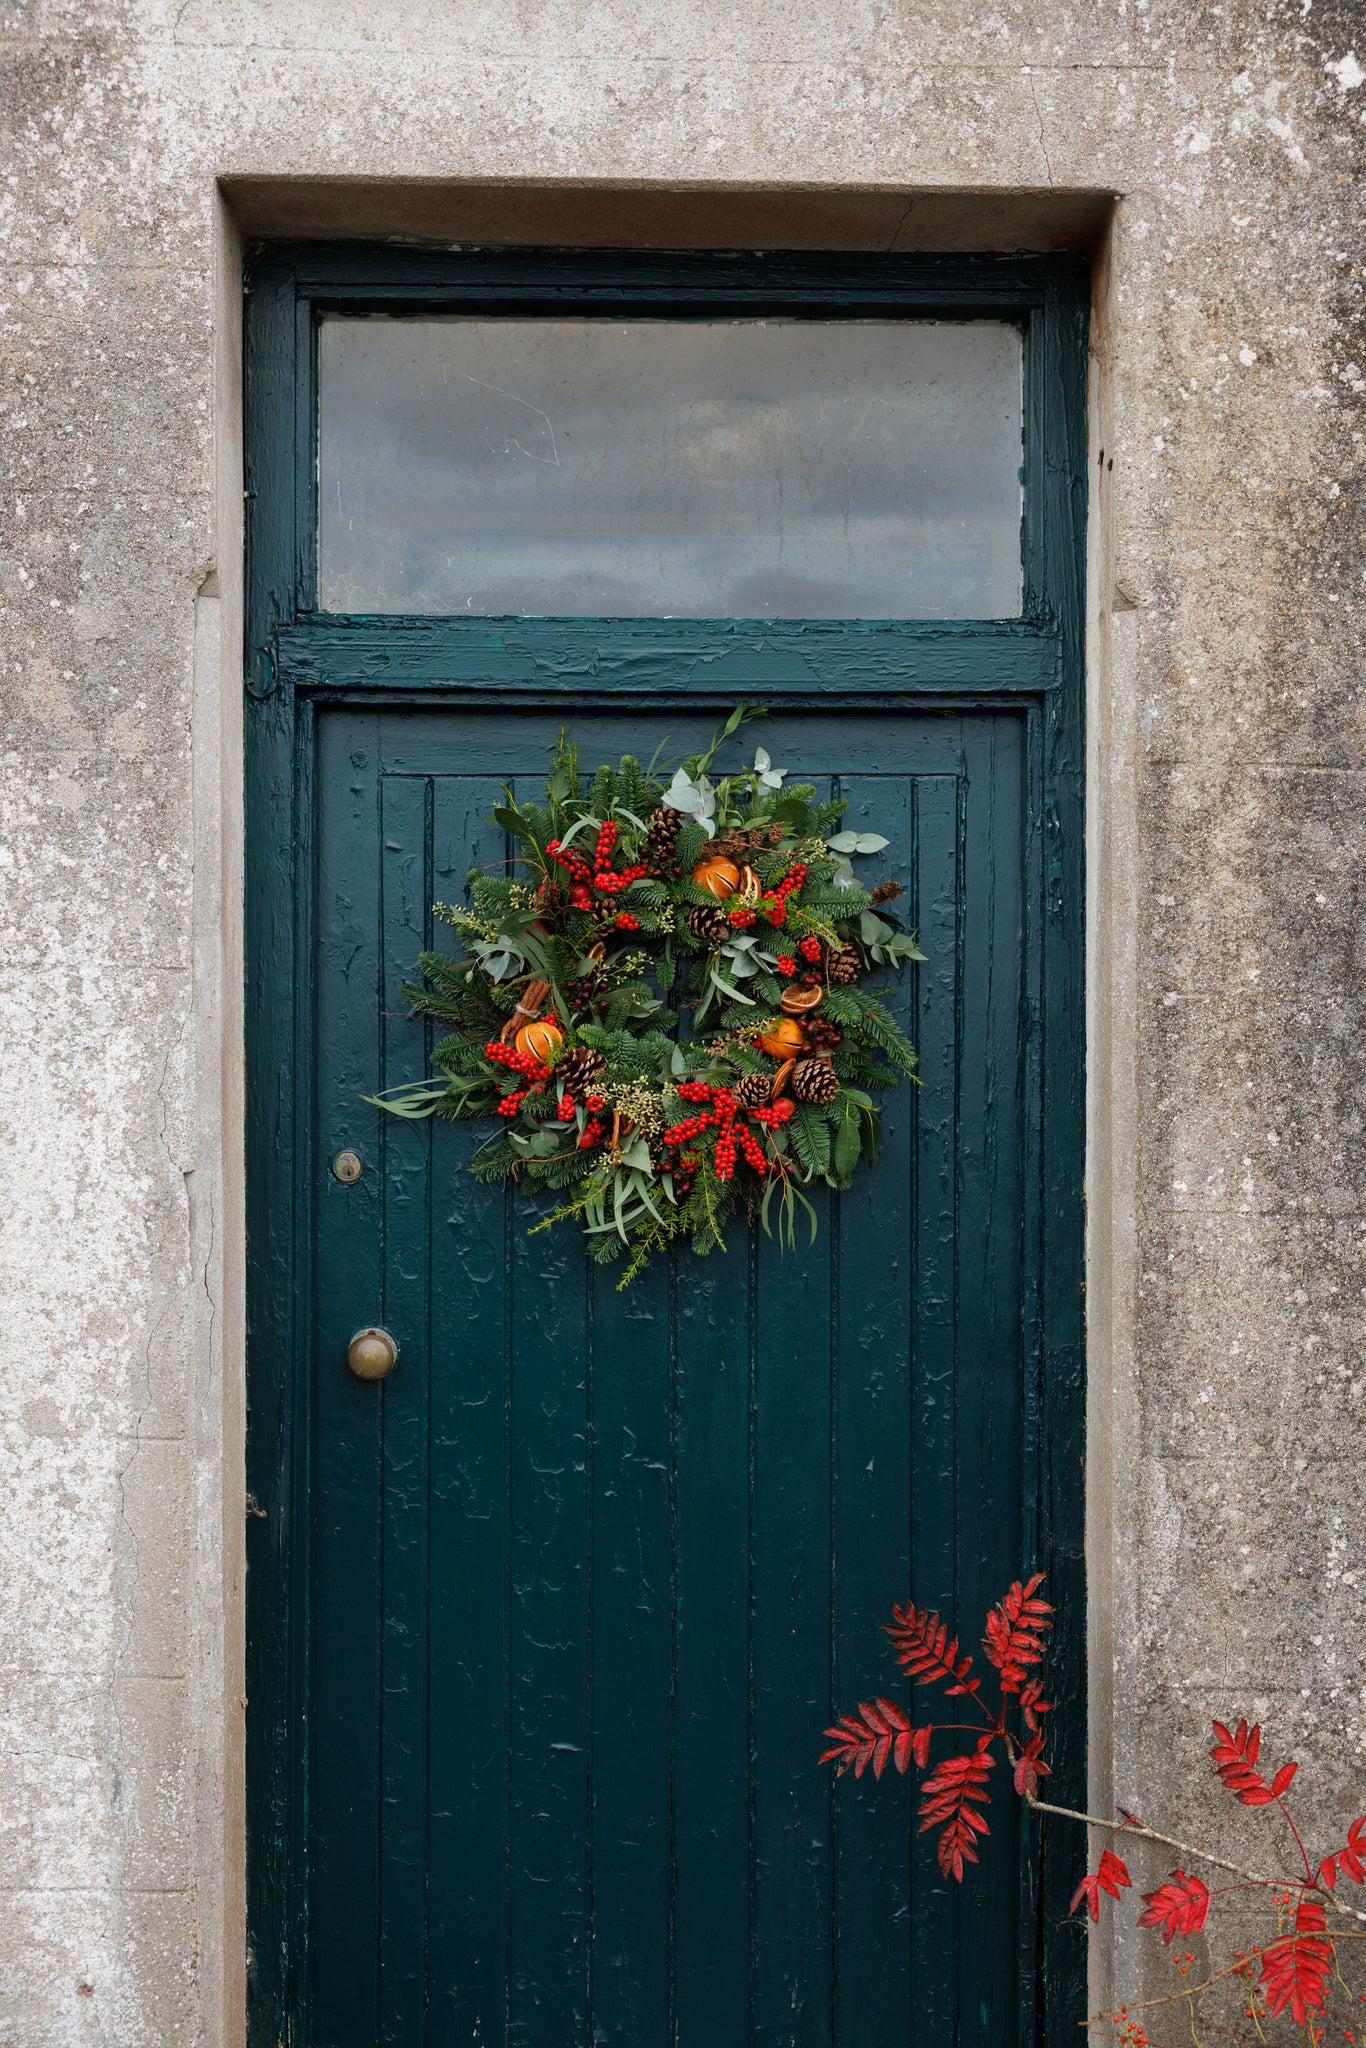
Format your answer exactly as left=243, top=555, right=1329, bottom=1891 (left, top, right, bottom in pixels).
left=775, top=954, right=796, bottom=977
left=662, top=1079, right=796, bottom=1184
left=615, top=912, right=640, bottom=931
left=798, top=934, right=823, bottom=963
left=485, top=1038, right=552, bottom=1082
left=578, top=1091, right=607, bottom=1150
left=758, top=863, right=807, bottom=929
left=546, top=825, right=648, bottom=911
left=485, top=1036, right=553, bottom=1118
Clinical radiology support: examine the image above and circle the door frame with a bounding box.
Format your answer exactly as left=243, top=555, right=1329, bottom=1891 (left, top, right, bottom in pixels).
left=243, top=244, right=1088, bottom=2045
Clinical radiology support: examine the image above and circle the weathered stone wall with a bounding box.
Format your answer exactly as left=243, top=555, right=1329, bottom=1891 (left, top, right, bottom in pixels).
left=0, top=0, right=1362, bottom=2039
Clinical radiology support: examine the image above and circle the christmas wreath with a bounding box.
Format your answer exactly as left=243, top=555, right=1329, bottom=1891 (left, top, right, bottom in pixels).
left=372, top=709, right=923, bottom=1283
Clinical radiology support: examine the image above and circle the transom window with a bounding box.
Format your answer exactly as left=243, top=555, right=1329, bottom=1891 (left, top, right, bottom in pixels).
left=317, top=315, right=1024, bottom=620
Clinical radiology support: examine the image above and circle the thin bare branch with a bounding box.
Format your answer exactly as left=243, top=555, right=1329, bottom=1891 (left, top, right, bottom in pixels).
left=1079, top=1932, right=1366, bottom=2026
left=1024, top=1796, right=1366, bottom=1926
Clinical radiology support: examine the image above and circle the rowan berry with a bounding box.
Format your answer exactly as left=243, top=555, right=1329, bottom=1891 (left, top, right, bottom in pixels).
left=799, top=935, right=822, bottom=962
left=776, top=955, right=796, bottom=977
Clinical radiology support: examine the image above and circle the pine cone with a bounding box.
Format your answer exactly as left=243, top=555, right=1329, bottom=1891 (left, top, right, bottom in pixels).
left=733, top=1072, right=774, bottom=1109
left=644, top=807, right=683, bottom=848
left=790, top=1057, right=839, bottom=1105
left=555, top=1044, right=606, bottom=1088
left=870, top=880, right=904, bottom=906
left=688, top=903, right=729, bottom=945
left=825, top=944, right=861, bottom=986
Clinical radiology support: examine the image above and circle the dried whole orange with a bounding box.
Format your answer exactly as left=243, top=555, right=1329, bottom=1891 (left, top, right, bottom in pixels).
left=692, top=855, right=741, bottom=900
left=515, top=1016, right=565, bottom=1062
left=756, top=1016, right=806, bottom=1059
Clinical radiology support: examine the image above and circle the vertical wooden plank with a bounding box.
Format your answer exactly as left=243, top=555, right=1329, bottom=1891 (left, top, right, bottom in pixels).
left=953, top=715, right=1027, bottom=2047
left=310, top=710, right=385, bottom=2045
left=377, top=770, right=434, bottom=2043
left=752, top=1190, right=834, bottom=2047
left=589, top=1262, right=673, bottom=2037
left=505, top=774, right=593, bottom=2046
left=673, top=1246, right=754, bottom=2045
left=424, top=769, right=513, bottom=2042
left=831, top=763, right=922, bottom=2046
left=901, top=758, right=966, bottom=2038
left=749, top=756, right=838, bottom=2048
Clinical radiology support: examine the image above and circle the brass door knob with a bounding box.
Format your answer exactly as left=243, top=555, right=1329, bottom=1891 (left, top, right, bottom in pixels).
left=347, top=1327, right=398, bottom=1381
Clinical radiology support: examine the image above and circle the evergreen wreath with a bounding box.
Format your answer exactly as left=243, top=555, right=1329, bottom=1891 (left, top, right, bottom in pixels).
left=370, top=708, right=924, bottom=1284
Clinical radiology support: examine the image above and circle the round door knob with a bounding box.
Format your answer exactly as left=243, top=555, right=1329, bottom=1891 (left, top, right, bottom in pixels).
left=347, top=1327, right=398, bottom=1381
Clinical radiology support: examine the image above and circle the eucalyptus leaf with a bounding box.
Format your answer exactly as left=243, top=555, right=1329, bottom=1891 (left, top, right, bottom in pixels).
left=709, top=964, right=755, bottom=1005
left=833, top=1114, right=861, bottom=1177
left=492, top=806, right=536, bottom=842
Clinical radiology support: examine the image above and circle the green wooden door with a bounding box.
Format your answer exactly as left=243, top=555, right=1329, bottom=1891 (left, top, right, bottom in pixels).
left=244, top=249, right=1087, bottom=2048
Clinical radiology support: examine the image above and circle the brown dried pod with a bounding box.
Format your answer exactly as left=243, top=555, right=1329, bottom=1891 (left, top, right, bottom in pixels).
left=779, top=982, right=824, bottom=1016
left=790, top=1056, right=839, bottom=1105
left=688, top=903, right=729, bottom=945
left=825, top=945, right=861, bottom=986
left=738, top=864, right=761, bottom=905
left=770, top=1057, right=797, bottom=1099
left=870, top=880, right=904, bottom=906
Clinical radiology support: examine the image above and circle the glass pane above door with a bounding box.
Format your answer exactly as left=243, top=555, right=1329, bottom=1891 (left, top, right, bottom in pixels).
left=317, top=316, right=1023, bottom=619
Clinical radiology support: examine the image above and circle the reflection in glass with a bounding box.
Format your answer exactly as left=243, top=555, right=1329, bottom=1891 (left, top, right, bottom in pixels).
left=318, top=316, right=1023, bottom=619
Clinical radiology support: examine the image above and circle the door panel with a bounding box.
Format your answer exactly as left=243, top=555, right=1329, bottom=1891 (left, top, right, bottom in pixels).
left=307, top=704, right=1027, bottom=2046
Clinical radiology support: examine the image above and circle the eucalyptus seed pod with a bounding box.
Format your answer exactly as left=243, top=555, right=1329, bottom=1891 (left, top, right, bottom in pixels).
left=555, top=1044, right=606, bottom=1089
left=732, top=1072, right=774, bottom=1109
left=790, top=1057, right=839, bottom=1106
left=688, top=903, right=729, bottom=945
left=825, top=944, right=862, bottom=986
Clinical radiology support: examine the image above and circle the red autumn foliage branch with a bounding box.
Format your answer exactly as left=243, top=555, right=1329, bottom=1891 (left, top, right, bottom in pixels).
left=823, top=1571, right=1366, bottom=2043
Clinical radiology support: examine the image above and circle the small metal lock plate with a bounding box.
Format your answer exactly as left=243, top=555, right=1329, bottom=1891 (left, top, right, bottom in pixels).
left=332, top=1149, right=364, bottom=1184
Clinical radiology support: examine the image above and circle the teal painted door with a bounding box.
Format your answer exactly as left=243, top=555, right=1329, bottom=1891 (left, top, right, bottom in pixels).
left=244, top=248, right=1088, bottom=2048
left=307, top=704, right=1029, bottom=2044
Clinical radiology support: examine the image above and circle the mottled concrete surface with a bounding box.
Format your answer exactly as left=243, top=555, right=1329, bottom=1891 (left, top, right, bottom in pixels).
left=0, top=0, right=1363, bottom=2040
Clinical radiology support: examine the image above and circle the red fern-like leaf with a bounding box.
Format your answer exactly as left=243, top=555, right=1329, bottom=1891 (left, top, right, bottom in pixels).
left=1211, top=1719, right=1297, bottom=1808
left=1318, top=1816, right=1366, bottom=1891
left=917, top=1742, right=994, bottom=1881
left=885, top=1602, right=980, bottom=1697
left=1012, top=1730, right=1050, bottom=1799
left=1258, top=1896, right=1334, bottom=2023
left=982, top=1574, right=1053, bottom=1694
left=820, top=1697, right=921, bottom=1780
left=1070, top=1849, right=1132, bottom=1924
left=1018, top=1678, right=1053, bottom=1734
left=1137, top=1870, right=1210, bottom=1944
